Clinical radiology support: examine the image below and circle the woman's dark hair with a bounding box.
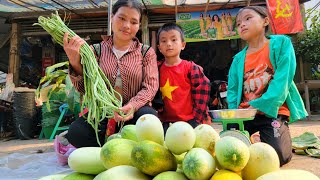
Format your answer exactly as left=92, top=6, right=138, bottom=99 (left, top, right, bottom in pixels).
left=200, top=13, right=204, bottom=17
left=112, top=0, right=143, bottom=19
left=236, top=6, right=270, bottom=33
left=156, top=23, right=185, bottom=45
left=212, top=14, right=220, bottom=21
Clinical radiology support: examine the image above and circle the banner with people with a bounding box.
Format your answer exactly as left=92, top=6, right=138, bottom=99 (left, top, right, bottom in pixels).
left=266, top=0, right=304, bottom=34
left=176, top=8, right=241, bottom=42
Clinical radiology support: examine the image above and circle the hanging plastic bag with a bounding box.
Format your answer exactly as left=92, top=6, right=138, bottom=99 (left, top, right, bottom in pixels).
left=0, top=74, right=15, bottom=102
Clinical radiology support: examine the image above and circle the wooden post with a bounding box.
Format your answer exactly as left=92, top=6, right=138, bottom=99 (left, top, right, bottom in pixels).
left=8, top=23, right=20, bottom=85
left=299, top=56, right=310, bottom=116
left=107, top=0, right=112, bottom=35
left=151, top=31, right=156, bottom=50
left=304, top=81, right=311, bottom=116
left=141, top=13, right=150, bottom=45
left=246, top=0, right=251, bottom=6
left=299, top=56, right=304, bottom=82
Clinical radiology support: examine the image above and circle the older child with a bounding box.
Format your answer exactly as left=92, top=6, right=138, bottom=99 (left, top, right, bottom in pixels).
left=156, top=23, right=211, bottom=131
left=228, top=6, right=308, bottom=166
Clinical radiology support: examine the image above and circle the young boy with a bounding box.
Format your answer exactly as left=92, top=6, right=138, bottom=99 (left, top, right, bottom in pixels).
left=156, top=23, right=211, bottom=131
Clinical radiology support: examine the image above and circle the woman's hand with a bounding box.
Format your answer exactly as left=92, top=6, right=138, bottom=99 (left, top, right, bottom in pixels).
left=63, top=32, right=85, bottom=75
left=114, top=103, right=135, bottom=122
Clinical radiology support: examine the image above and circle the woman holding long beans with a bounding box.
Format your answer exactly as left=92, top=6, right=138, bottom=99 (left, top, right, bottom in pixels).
left=60, top=0, right=159, bottom=148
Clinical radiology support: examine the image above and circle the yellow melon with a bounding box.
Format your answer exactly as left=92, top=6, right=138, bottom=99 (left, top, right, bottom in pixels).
left=242, top=142, right=280, bottom=180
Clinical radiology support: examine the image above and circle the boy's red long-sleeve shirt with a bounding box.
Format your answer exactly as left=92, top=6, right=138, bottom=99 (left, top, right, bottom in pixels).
left=158, top=60, right=211, bottom=124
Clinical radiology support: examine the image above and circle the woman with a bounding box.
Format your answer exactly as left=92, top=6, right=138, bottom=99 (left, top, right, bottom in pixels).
left=205, top=13, right=212, bottom=31
left=61, top=0, right=159, bottom=148
left=221, top=12, right=230, bottom=37
left=199, top=13, right=205, bottom=35
left=210, top=14, right=223, bottom=40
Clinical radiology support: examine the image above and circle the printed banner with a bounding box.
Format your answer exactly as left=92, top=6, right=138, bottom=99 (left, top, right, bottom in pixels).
left=267, top=0, right=304, bottom=34
left=176, top=8, right=241, bottom=42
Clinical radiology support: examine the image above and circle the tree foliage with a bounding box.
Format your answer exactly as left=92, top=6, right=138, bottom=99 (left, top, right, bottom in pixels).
left=295, top=9, right=320, bottom=64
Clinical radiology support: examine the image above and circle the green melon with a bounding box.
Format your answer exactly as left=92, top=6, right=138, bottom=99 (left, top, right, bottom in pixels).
left=120, top=124, right=138, bottom=141
left=174, top=152, right=187, bottom=164
left=106, top=133, right=121, bottom=142
left=131, top=140, right=177, bottom=176
left=94, top=165, right=150, bottom=180
left=182, top=148, right=216, bottom=180
left=215, top=136, right=250, bottom=172
left=135, top=114, right=164, bottom=145
left=242, top=142, right=280, bottom=180
left=153, top=171, right=188, bottom=180
left=100, top=138, right=137, bottom=169
left=39, top=174, right=67, bottom=180
left=193, top=124, right=220, bottom=156
left=165, top=121, right=196, bottom=155
left=68, top=147, right=106, bottom=175
left=256, top=169, right=319, bottom=180
left=62, top=172, right=95, bottom=180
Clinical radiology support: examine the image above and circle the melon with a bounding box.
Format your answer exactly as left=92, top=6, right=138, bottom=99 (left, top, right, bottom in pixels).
left=215, top=136, right=250, bottom=172
left=193, top=124, right=220, bottom=156
left=131, top=140, right=177, bottom=176
left=106, top=133, right=121, bottom=142
left=153, top=171, right=188, bottom=180
left=135, top=114, right=164, bottom=145
left=256, top=169, right=319, bottom=180
left=39, top=174, right=67, bottom=180
left=62, top=172, right=95, bottom=180
left=100, top=138, right=137, bottom=169
left=182, top=148, right=216, bottom=180
left=210, top=169, right=242, bottom=180
left=165, top=121, right=196, bottom=155
left=214, top=156, right=223, bottom=170
left=242, top=142, right=280, bottom=180
left=93, top=165, right=150, bottom=180
left=174, top=152, right=187, bottom=164
left=68, top=147, right=106, bottom=175
left=120, top=125, right=138, bottom=141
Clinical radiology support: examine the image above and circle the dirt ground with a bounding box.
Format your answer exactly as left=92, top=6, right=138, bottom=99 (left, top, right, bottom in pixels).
left=0, top=120, right=319, bottom=177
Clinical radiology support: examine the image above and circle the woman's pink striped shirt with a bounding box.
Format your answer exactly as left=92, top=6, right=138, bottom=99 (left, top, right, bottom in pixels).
left=69, top=36, right=159, bottom=111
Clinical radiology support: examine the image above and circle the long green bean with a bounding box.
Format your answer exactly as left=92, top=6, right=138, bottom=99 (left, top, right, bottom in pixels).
left=34, top=12, right=127, bottom=146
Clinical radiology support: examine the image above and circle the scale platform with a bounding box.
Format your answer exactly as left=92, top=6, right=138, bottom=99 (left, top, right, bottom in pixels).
left=209, top=109, right=257, bottom=146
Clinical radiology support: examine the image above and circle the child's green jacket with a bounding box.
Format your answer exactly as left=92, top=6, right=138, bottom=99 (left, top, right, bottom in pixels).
left=227, top=35, right=308, bottom=122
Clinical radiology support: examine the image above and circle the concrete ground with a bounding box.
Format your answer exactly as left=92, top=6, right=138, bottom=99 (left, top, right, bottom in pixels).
left=0, top=120, right=319, bottom=177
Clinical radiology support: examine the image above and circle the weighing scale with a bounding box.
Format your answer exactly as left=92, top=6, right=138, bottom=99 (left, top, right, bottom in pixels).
left=210, top=109, right=257, bottom=146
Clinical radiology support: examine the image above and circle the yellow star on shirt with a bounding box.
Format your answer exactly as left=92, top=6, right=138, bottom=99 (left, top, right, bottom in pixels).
left=160, top=78, right=178, bottom=101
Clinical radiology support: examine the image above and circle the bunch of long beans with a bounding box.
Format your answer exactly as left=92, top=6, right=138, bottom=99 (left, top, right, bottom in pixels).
left=34, top=12, right=124, bottom=146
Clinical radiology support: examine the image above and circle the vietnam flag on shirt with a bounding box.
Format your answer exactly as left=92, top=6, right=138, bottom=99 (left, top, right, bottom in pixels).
left=267, top=0, right=304, bottom=34
left=159, top=60, right=194, bottom=122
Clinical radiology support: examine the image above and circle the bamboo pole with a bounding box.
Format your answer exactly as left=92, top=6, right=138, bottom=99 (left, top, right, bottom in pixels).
left=141, top=13, right=150, bottom=45
left=108, top=0, right=112, bottom=35
left=8, top=23, right=20, bottom=85
left=204, top=0, right=210, bottom=17
left=175, top=0, right=178, bottom=20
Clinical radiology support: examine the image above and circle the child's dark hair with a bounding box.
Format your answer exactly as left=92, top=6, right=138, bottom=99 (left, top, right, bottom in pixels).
left=112, top=0, right=142, bottom=19
left=156, top=23, right=185, bottom=45
left=236, top=6, right=270, bottom=33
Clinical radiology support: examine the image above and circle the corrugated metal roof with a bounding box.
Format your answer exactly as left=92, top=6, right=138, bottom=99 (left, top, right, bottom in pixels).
left=0, top=0, right=247, bottom=13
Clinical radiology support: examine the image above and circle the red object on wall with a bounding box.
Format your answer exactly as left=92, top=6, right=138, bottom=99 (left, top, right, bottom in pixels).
left=42, top=57, right=54, bottom=76
left=267, top=0, right=304, bottom=34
